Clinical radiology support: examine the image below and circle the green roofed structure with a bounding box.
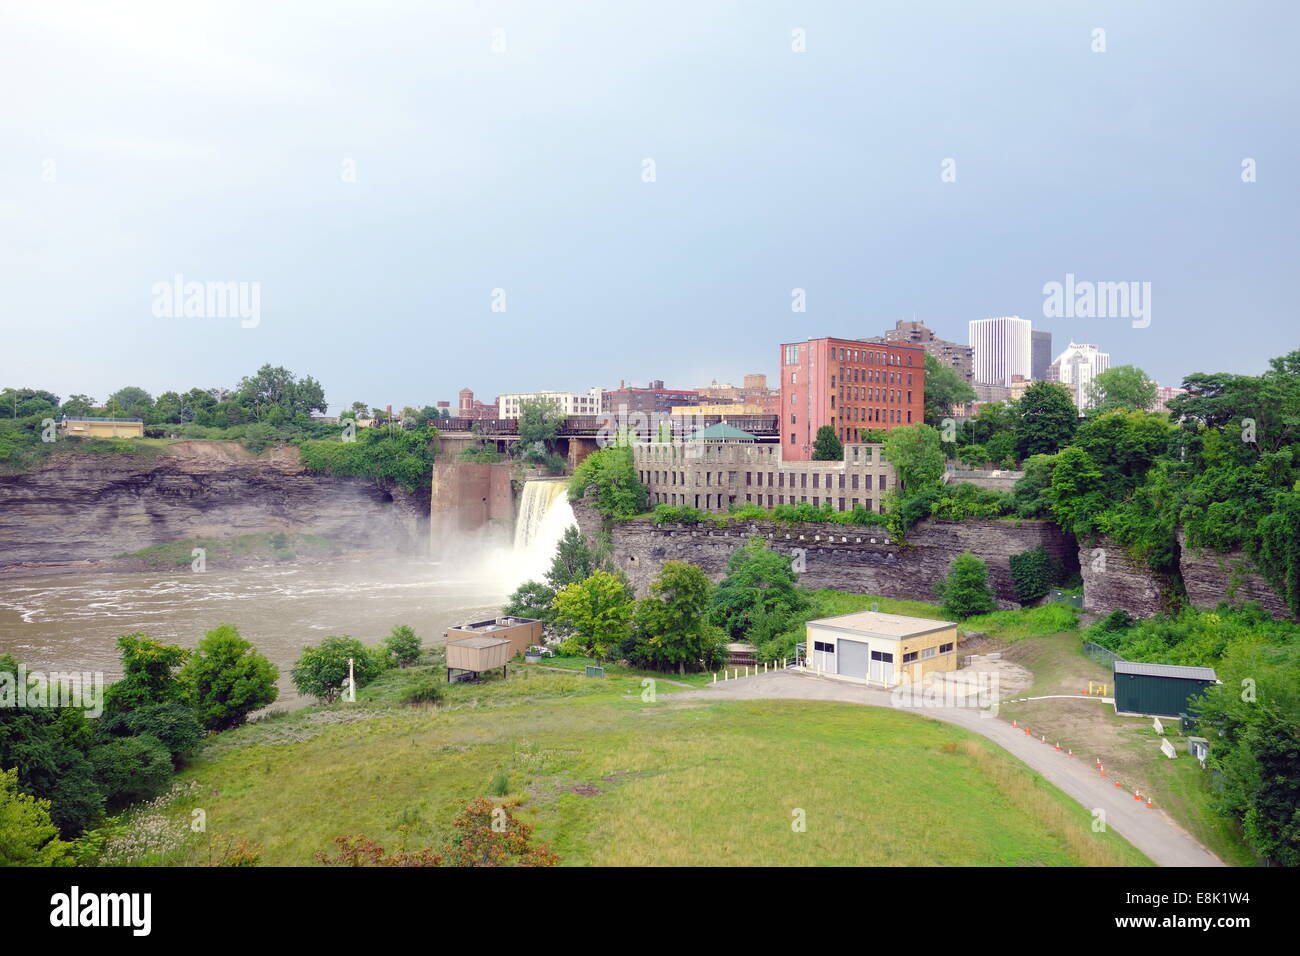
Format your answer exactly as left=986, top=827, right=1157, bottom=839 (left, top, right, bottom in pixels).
left=687, top=422, right=758, bottom=442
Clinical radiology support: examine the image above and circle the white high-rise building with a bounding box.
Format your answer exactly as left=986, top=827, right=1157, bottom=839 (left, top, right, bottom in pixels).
left=968, top=316, right=1033, bottom=387
left=1050, top=343, right=1111, bottom=411
left=496, top=388, right=604, bottom=419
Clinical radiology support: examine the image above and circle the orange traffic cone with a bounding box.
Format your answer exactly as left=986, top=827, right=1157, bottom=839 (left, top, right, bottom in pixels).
left=1054, top=742, right=1061, bottom=751
left=1012, top=720, right=1018, bottom=728
left=1146, top=795, right=1153, bottom=808
left=1067, top=749, right=1074, bottom=757
left=1114, top=780, right=1122, bottom=788
left=1134, top=789, right=1142, bottom=800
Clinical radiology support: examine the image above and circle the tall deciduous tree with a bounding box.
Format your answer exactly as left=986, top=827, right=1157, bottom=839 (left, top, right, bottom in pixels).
left=630, top=562, right=725, bottom=673
left=1087, top=365, right=1158, bottom=415
left=551, top=571, right=633, bottom=659
left=710, top=536, right=808, bottom=640
left=1014, top=381, right=1078, bottom=459
left=882, top=423, right=945, bottom=492
left=922, top=351, right=976, bottom=425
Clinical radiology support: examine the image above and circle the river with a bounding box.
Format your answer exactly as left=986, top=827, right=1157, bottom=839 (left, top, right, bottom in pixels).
left=0, top=557, right=511, bottom=710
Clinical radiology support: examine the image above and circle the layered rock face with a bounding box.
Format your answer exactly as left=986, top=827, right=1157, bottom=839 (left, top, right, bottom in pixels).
left=0, top=442, right=427, bottom=572
left=1078, top=539, right=1165, bottom=618
left=576, top=501, right=1076, bottom=608
left=1079, top=535, right=1294, bottom=621
left=1177, top=532, right=1292, bottom=619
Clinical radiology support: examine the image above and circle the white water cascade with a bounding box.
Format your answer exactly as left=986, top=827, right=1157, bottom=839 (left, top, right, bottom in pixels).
left=509, top=478, right=576, bottom=584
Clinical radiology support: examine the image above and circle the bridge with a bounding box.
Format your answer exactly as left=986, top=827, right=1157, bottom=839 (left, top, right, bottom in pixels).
left=431, top=413, right=780, bottom=465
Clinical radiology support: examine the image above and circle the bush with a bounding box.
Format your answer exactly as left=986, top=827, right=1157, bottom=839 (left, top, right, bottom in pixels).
left=1008, top=546, right=1060, bottom=605
left=568, top=446, right=647, bottom=518
left=935, top=551, right=996, bottom=618
left=400, top=674, right=445, bottom=706
left=179, top=624, right=279, bottom=731
left=384, top=625, right=422, bottom=668
left=291, top=636, right=386, bottom=704
left=91, top=736, right=174, bottom=811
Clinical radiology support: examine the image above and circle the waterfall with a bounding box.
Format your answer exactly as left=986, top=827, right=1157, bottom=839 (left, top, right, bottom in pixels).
left=510, top=478, right=576, bottom=584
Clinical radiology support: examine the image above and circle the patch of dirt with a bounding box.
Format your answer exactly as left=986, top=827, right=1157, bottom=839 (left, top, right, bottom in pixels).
left=569, top=784, right=605, bottom=796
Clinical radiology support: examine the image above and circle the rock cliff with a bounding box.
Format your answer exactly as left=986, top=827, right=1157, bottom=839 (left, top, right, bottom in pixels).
left=0, top=442, right=427, bottom=574
left=576, top=501, right=1077, bottom=608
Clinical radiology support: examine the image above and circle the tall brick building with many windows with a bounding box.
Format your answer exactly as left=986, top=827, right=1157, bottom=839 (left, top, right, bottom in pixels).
left=779, top=337, right=926, bottom=461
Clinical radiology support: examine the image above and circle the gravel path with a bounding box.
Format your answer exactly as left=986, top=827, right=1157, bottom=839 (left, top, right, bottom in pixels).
left=674, top=671, right=1224, bottom=868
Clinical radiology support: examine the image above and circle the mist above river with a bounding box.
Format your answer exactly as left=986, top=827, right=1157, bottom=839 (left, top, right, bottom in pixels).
left=0, top=478, right=579, bottom=711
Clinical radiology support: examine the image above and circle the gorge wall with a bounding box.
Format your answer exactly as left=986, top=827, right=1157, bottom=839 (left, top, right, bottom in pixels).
left=0, top=442, right=427, bottom=574
left=575, top=501, right=1077, bottom=609
left=1079, top=535, right=1294, bottom=621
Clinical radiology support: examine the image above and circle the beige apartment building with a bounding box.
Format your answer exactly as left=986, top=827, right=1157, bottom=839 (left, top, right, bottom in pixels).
left=631, top=423, right=896, bottom=514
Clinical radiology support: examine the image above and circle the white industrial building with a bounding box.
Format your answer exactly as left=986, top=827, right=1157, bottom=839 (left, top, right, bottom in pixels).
left=496, top=388, right=604, bottom=419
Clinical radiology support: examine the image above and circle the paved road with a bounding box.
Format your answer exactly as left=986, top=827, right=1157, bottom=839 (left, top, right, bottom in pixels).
left=675, top=672, right=1224, bottom=867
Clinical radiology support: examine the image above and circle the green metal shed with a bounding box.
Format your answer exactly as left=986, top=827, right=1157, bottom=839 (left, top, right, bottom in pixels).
left=1112, top=661, right=1218, bottom=718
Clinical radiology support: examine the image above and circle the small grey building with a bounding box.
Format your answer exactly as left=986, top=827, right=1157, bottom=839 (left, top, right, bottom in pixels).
left=1112, top=661, right=1218, bottom=718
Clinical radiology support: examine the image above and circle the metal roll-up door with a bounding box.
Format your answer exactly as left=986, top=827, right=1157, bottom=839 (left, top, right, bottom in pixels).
left=838, top=639, right=870, bottom=679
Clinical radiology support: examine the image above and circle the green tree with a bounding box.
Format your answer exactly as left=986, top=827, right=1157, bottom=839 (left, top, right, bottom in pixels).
left=383, top=625, right=422, bottom=668
left=1014, top=381, right=1078, bottom=459
left=1047, top=445, right=1107, bottom=537
left=291, top=636, right=385, bottom=704
left=710, top=536, right=808, bottom=640
left=179, top=624, right=279, bottom=731
left=58, top=394, right=96, bottom=417
left=629, top=562, right=725, bottom=673
left=1087, top=365, right=1158, bottom=415
left=934, top=551, right=995, bottom=618
left=1071, top=409, right=1170, bottom=493
left=922, top=352, right=976, bottom=425
left=107, top=386, right=153, bottom=419
left=551, top=571, right=633, bottom=660
left=811, top=425, right=843, bottom=461
left=568, top=446, right=648, bottom=518
left=0, top=769, right=74, bottom=866
left=102, top=634, right=189, bottom=716
left=1012, top=453, right=1057, bottom=518
left=236, top=364, right=327, bottom=420
left=515, top=397, right=565, bottom=466
left=545, top=526, right=614, bottom=589
left=882, top=423, right=945, bottom=492
left=502, top=580, right=557, bottom=622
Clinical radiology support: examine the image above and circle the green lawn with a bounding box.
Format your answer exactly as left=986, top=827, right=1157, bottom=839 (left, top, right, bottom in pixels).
left=128, top=667, right=1148, bottom=867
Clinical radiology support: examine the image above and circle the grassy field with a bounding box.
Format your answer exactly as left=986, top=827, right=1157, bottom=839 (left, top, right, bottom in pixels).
left=113, top=665, right=1150, bottom=867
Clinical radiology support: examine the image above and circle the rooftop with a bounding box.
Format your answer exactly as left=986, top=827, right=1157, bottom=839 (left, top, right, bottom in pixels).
left=1114, top=661, right=1218, bottom=681
left=688, top=422, right=758, bottom=442
left=446, top=636, right=511, bottom=650
left=808, top=610, right=956, bottom=640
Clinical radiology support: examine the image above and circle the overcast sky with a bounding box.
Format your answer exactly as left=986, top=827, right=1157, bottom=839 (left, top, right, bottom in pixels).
left=2, top=1, right=1296, bottom=413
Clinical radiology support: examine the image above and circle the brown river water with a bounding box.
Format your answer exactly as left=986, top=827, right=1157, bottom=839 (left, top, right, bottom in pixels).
left=0, top=557, right=510, bottom=710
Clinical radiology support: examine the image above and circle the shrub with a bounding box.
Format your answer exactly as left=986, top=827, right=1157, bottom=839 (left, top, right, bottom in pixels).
left=935, top=551, right=996, bottom=618
left=179, top=624, right=279, bottom=731
left=0, top=769, right=74, bottom=866
left=400, top=674, right=445, bottom=706
left=1009, top=546, right=1058, bottom=605
left=91, top=736, right=174, bottom=811
left=291, top=636, right=385, bottom=704
left=568, top=446, right=647, bottom=518
left=384, top=625, right=422, bottom=668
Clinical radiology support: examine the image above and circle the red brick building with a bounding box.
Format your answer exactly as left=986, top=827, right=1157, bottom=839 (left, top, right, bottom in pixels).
left=779, top=337, right=926, bottom=461
left=601, top=380, right=701, bottom=416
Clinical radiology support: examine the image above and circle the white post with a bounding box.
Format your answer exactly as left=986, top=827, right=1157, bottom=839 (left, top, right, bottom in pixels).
left=346, top=657, right=356, bottom=703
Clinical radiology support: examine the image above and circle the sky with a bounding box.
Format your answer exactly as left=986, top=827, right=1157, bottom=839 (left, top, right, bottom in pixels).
left=2, top=0, right=1296, bottom=414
